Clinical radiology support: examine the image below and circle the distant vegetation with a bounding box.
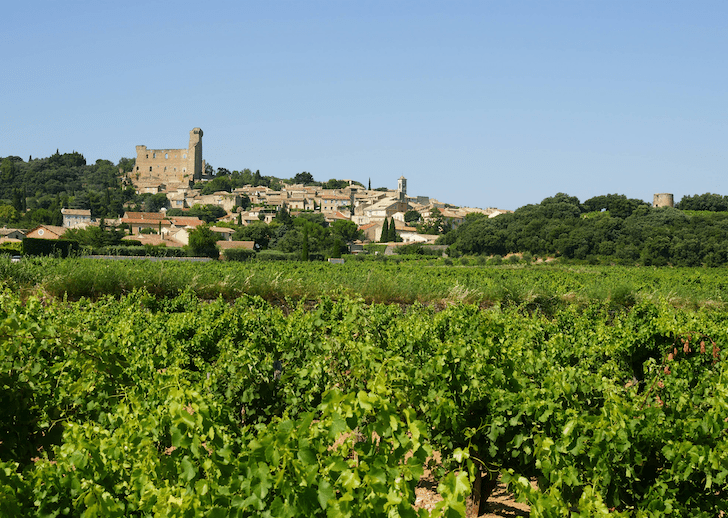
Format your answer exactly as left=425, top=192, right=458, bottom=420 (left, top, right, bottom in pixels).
left=441, top=193, right=728, bottom=266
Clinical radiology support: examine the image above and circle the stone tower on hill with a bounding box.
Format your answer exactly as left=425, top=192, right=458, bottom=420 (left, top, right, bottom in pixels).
left=653, top=193, right=674, bottom=208
left=130, top=128, right=205, bottom=192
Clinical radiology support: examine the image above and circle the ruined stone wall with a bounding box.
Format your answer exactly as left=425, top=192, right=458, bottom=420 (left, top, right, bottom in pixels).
left=132, top=128, right=203, bottom=189
left=653, top=193, right=674, bottom=208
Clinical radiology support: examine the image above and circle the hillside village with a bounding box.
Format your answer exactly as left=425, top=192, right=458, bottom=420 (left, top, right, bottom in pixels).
left=3, top=128, right=509, bottom=253
left=2, top=128, right=699, bottom=266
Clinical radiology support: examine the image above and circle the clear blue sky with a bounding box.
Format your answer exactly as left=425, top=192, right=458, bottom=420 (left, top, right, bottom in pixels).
left=3, top=1, right=726, bottom=210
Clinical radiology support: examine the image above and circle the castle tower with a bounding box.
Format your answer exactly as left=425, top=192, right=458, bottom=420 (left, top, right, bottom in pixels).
left=653, top=193, right=674, bottom=208
left=189, top=128, right=203, bottom=181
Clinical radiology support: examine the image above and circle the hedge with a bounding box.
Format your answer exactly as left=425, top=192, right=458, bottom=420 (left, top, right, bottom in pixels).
left=22, top=238, right=78, bottom=258
left=222, top=248, right=256, bottom=262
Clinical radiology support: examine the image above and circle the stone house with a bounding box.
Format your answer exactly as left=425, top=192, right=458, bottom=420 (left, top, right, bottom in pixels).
left=209, top=226, right=235, bottom=241
left=61, top=208, right=93, bottom=229
left=121, top=212, right=172, bottom=235
left=0, top=228, right=26, bottom=241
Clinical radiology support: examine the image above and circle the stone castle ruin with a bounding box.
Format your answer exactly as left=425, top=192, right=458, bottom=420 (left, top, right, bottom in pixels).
left=130, top=128, right=205, bottom=192
left=653, top=193, right=674, bottom=208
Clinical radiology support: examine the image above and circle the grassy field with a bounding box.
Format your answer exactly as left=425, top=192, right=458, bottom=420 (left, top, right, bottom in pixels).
left=3, top=255, right=728, bottom=309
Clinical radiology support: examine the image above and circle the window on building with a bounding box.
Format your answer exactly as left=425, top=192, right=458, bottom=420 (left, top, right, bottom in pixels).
left=165, top=153, right=168, bottom=159
left=149, top=167, right=152, bottom=172
left=153, top=153, right=156, bottom=158
left=183, top=154, right=187, bottom=159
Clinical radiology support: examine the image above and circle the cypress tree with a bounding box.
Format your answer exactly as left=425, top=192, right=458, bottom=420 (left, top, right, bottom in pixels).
left=301, top=224, right=309, bottom=261
left=388, top=217, right=397, bottom=242
left=380, top=218, right=389, bottom=242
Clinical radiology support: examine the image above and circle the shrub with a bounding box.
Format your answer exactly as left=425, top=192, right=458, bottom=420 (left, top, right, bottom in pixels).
left=187, top=225, right=220, bottom=259
left=22, top=238, right=78, bottom=258
left=147, top=246, right=187, bottom=258
left=223, top=248, right=256, bottom=262
left=610, top=285, right=636, bottom=307
left=0, top=243, right=21, bottom=255
left=257, top=250, right=297, bottom=261
left=488, top=255, right=503, bottom=266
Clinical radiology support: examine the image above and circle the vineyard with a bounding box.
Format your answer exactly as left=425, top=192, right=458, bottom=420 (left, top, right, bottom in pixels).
left=2, top=259, right=728, bottom=516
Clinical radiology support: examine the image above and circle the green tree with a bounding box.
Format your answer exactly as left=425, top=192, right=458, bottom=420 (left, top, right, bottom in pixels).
left=330, top=237, right=343, bottom=258
left=142, top=193, right=169, bottom=213
left=11, top=189, right=24, bottom=213
left=301, top=224, right=309, bottom=261
left=380, top=219, right=389, bottom=243
left=187, top=225, right=219, bottom=258
left=187, top=204, right=227, bottom=223
left=0, top=158, right=16, bottom=184
left=331, top=219, right=361, bottom=243
left=238, top=194, right=251, bottom=211
left=388, top=218, right=397, bottom=242
left=0, top=205, right=18, bottom=223
left=275, top=206, right=293, bottom=226
left=404, top=210, right=421, bottom=223
left=294, top=172, right=314, bottom=185
left=322, top=179, right=349, bottom=190
left=117, top=157, right=135, bottom=173
left=233, top=221, right=273, bottom=249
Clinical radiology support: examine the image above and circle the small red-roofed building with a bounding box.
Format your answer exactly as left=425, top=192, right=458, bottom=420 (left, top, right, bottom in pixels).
left=26, top=225, right=67, bottom=240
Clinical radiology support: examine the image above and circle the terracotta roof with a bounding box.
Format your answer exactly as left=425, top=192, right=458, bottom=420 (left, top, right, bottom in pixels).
left=171, top=217, right=204, bottom=227
left=123, top=218, right=173, bottom=226
left=209, top=226, right=235, bottom=234
left=28, top=225, right=67, bottom=237
left=0, top=228, right=25, bottom=237
left=217, top=240, right=255, bottom=250
left=122, top=212, right=167, bottom=220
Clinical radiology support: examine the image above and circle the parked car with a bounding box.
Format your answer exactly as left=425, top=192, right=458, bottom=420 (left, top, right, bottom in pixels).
left=11, top=255, right=21, bottom=263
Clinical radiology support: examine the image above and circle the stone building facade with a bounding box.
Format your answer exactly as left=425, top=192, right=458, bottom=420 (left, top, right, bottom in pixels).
left=131, top=128, right=204, bottom=191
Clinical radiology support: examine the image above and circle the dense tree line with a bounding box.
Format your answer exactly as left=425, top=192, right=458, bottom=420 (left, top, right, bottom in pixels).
left=442, top=193, right=728, bottom=266
left=0, top=153, right=134, bottom=226
left=675, top=193, right=728, bottom=212
left=194, top=168, right=280, bottom=195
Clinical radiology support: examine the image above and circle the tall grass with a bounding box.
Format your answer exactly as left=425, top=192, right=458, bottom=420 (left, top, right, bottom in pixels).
left=3, top=257, right=727, bottom=309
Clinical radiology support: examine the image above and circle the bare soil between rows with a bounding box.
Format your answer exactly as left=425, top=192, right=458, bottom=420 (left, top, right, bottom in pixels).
left=413, top=455, right=530, bottom=517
